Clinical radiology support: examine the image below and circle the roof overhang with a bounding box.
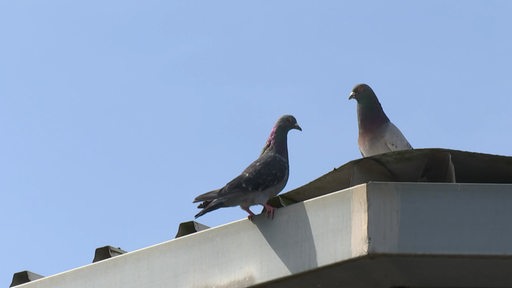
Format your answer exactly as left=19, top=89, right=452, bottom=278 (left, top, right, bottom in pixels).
left=17, top=181, right=512, bottom=287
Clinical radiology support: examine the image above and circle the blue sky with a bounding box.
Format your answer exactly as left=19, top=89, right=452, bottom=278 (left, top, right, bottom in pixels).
left=1, top=0, right=511, bottom=285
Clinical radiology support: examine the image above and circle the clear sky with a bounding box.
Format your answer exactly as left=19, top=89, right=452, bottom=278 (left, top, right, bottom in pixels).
left=1, top=0, right=511, bottom=285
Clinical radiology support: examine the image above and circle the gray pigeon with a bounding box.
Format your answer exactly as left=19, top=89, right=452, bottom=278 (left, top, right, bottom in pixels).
left=193, top=115, right=302, bottom=220
left=349, top=83, right=412, bottom=157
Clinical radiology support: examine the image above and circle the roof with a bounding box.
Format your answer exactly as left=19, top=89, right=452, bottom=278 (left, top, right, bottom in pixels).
left=11, top=149, right=512, bottom=287
left=270, top=148, right=512, bottom=206
left=14, top=182, right=512, bottom=287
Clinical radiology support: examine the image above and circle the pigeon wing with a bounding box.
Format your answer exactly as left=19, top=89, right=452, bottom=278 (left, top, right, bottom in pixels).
left=218, top=153, right=288, bottom=199
left=383, top=122, right=413, bottom=151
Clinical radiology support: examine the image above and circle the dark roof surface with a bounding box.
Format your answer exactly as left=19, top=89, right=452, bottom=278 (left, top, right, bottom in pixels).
left=270, top=148, right=512, bottom=207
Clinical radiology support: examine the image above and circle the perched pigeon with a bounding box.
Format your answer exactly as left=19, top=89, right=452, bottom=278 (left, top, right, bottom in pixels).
left=193, top=115, right=302, bottom=220
left=349, top=83, right=412, bottom=157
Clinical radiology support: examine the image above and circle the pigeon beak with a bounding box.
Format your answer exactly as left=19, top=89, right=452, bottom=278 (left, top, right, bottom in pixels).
left=294, top=123, right=302, bottom=131
left=348, top=91, right=356, bottom=100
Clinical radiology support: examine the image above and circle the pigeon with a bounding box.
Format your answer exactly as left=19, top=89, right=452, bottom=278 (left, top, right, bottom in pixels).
left=193, top=115, right=302, bottom=220
left=349, top=83, right=412, bottom=157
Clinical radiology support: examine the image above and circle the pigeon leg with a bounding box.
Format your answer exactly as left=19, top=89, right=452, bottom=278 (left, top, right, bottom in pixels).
left=263, top=203, right=276, bottom=219
left=242, top=207, right=256, bottom=221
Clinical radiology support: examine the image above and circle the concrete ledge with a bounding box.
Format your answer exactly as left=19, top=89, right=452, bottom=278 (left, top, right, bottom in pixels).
left=367, top=182, right=512, bottom=256
left=16, top=183, right=512, bottom=288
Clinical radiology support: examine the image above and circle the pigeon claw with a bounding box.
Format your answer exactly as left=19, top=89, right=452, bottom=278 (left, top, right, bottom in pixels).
left=243, top=205, right=276, bottom=221
left=263, top=203, right=276, bottom=219
left=243, top=207, right=256, bottom=221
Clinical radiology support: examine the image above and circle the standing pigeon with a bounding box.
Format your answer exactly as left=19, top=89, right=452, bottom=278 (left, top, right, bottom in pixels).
left=193, top=115, right=302, bottom=220
left=349, top=83, right=412, bottom=157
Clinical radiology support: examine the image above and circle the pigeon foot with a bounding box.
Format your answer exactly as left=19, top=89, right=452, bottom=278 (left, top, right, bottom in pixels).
left=263, top=203, right=275, bottom=219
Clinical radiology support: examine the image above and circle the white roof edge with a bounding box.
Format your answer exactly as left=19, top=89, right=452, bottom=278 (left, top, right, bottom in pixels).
left=17, top=182, right=512, bottom=288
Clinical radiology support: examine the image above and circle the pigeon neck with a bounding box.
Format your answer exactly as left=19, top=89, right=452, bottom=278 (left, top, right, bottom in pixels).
left=357, top=101, right=390, bottom=133
left=262, top=126, right=289, bottom=159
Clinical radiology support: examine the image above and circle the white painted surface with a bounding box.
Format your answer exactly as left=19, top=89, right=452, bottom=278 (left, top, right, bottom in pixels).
left=16, top=183, right=512, bottom=288
left=18, top=184, right=367, bottom=288
left=367, top=182, right=512, bottom=255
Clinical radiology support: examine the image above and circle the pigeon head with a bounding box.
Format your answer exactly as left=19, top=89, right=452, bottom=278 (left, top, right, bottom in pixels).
left=349, top=83, right=378, bottom=105
left=349, top=83, right=390, bottom=131
left=275, top=115, right=302, bottom=132
left=262, top=115, right=301, bottom=156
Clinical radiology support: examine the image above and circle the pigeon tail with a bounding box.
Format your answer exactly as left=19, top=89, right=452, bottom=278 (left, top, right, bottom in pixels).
left=193, top=189, right=221, bottom=203
left=197, top=200, right=211, bottom=209
left=195, top=201, right=226, bottom=218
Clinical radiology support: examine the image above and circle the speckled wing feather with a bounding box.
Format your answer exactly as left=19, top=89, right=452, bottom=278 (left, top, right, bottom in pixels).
left=383, top=122, right=412, bottom=152
left=218, top=152, right=288, bottom=199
